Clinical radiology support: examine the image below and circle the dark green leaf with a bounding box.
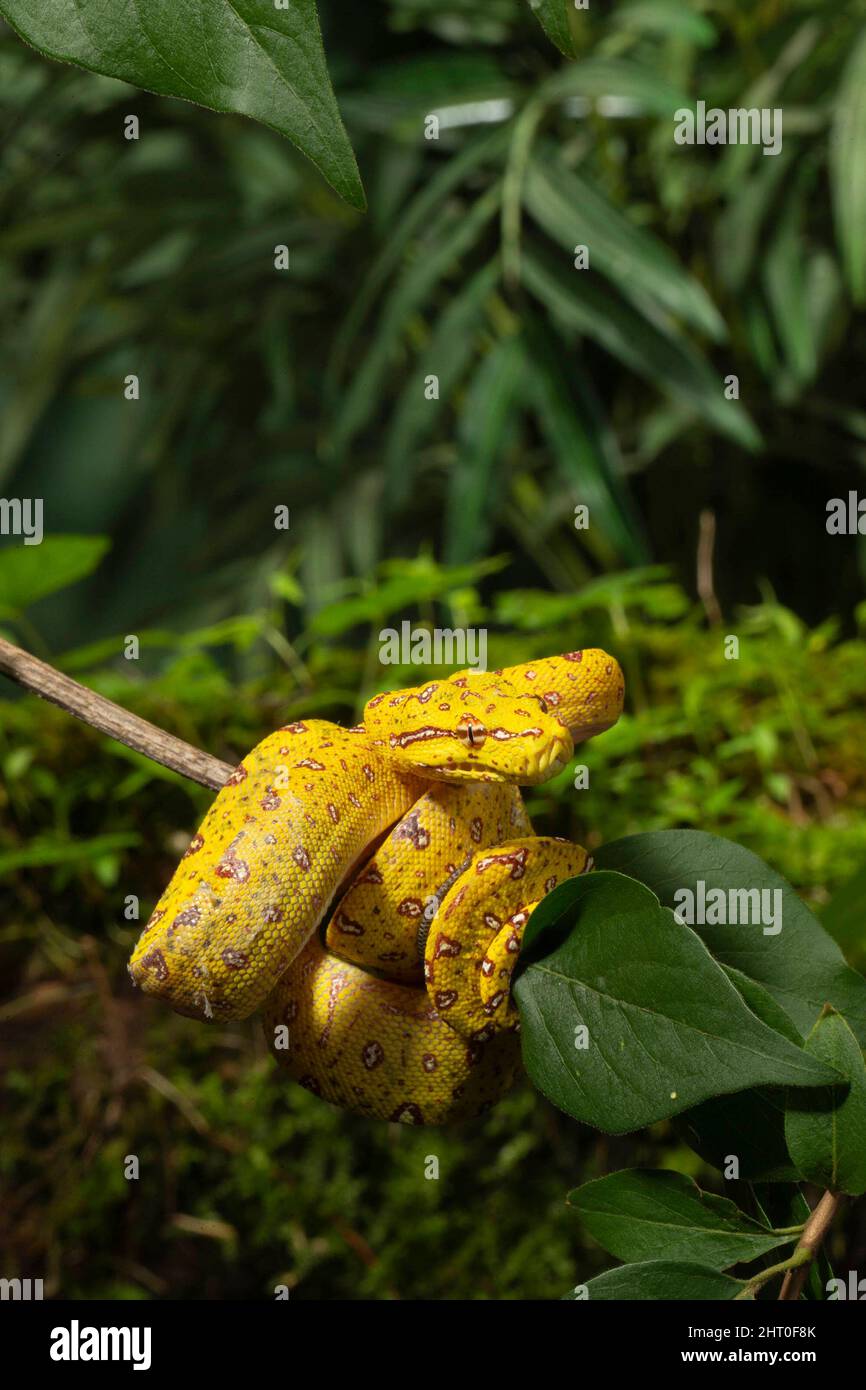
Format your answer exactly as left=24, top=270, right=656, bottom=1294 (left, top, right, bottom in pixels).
left=514, top=872, right=840, bottom=1135
left=0, top=0, right=365, bottom=209
left=528, top=1, right=577, bottom=59
left=568, top=1169, right=794, bottom=1269
left=594, top=831, right=866, bottom=1048
left=566, top=1260, right=743, bottom=1300
left=383, top=261, right=500, bottom=509
left=445, top=337, right=524, bottom=563
left=525, top=150, right=726, bottom=340
left=785, top=1008, right=866, bottom=1196
left=678, top=1088, right=799, bottom=1184
left=523, top=245, right=760, bottom=450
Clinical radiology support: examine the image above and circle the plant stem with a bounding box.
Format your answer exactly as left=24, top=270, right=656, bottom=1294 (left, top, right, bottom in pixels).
left=778, top=1191, right=842, bottom=1301
left=0, top=635, right=233, bottom=790
left=735, top=1247, right=811, bottom=1300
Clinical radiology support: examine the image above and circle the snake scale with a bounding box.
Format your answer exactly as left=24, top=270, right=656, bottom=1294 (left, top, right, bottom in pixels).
left=129, top=650, right=624, bottom=1125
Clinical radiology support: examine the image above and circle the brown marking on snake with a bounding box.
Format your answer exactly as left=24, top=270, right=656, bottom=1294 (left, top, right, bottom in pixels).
left=140, top=948, right=168, bottom=981
left=393, top=809, right=431, bottom=850
left=390, top=1102, right=424, bottom=1125
left=362, top=1041, right=385, bottom=1070
left=221, top=948, right=248, bottom=969
left=475, top=846, right=529, bottom=880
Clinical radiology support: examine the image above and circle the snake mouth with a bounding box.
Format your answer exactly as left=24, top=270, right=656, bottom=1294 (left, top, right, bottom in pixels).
left=521, top=732, right=572, bottom=784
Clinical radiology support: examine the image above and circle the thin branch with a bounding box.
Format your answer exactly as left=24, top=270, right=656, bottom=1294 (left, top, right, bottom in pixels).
left=778, top=1190, right=842, bottom=1301
left=696, top=508, right=722, bottom=627
left=0, top=635, right=233, bottom=791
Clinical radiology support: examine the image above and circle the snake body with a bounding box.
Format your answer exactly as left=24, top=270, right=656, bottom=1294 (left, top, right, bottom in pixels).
left=130, top=650, right=624, bottom=1124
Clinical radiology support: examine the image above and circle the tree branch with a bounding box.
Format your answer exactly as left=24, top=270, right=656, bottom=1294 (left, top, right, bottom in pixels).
left=778, top=1190, right=841, bottom=1301
left=0, top=635, right=233, bottom=791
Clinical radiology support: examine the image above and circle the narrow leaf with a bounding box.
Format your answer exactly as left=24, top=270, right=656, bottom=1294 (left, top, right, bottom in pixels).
left=830, top=30, right=866, bottom=304
left=523, top=245, right=760, bottom=450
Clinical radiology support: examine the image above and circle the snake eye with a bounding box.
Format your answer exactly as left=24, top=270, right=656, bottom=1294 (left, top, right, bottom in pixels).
left=538, top=697, right=549, bottom=714
left=457, top=715, right=486, bottom=750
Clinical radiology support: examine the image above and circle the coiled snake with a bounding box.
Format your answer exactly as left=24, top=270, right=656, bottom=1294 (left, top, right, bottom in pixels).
left=129, top=650, right=624, bottom=1124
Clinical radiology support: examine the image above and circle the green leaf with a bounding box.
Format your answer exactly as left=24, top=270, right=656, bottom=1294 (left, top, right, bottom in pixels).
left=383, top=260, right=500, bottom=510
left=785, top=1008, right=866, bottom=1196
left=567, top=1169, right=794, bottom=1269
left=0, top=534, right=110, bottom=614
left=527, top=1, right=577, bottom=59
left=566, top=1261, right=743, bottom=1301
left=522, top=245, right=760, bottom=451
left=0, top=833, right=140, bottom=876
left=308, top=555, right=506, bottom=637
left=678, top=1088, right=799, bottom=1184
left=830, top=29, right=866, bottom=304
left=328, top=184, right=501, bottom=457
left=445, top=337, right=524, bottom=563
left=594, top=831, right=866, bottom=1048
left=0, top=0, right=364, bottom=210
left=522, top=322, right=648, bottom=565
left=674, top=966, right=803, bottom=1182
left=525, top=149, right=726, bottom=341
left=538, top=56, right=691, bottom=117
left=513, top=872, right=840, bottom=1135
left=610, top=1, right=717, bottom=47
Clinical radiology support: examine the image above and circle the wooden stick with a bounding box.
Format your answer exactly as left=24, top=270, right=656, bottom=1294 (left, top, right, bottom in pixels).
left=0, top=635, right=233, bottom=791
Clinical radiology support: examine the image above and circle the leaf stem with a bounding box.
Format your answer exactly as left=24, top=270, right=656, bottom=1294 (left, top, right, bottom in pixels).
left=735, top=1247, right=811, bottom=1300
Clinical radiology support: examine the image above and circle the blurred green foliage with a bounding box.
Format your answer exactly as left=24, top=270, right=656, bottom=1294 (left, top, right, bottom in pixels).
left=2, top=0, right=866, bottom=653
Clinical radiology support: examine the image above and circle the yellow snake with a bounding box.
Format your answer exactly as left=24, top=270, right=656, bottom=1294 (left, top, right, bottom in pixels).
left=129, top=651, right=624, bottom=1125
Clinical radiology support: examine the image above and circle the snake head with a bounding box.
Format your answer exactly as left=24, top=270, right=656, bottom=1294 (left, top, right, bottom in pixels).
left=363, top=680, right=574, bottom=784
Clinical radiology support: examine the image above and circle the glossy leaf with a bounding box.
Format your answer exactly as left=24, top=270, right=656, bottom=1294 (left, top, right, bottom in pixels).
left=0, top=0, right=365, bottom=209
left=513, top=872, right=839, bottom=1134
left=567, top=1169, right=793, bottom=1268
left=594, top=831, right=866, bottom=1048
left=528, top=1, right=577, bottom=59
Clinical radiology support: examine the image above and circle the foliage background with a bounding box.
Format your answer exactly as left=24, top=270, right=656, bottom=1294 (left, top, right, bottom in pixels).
left=1, top=0, right=866, bottom=1298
